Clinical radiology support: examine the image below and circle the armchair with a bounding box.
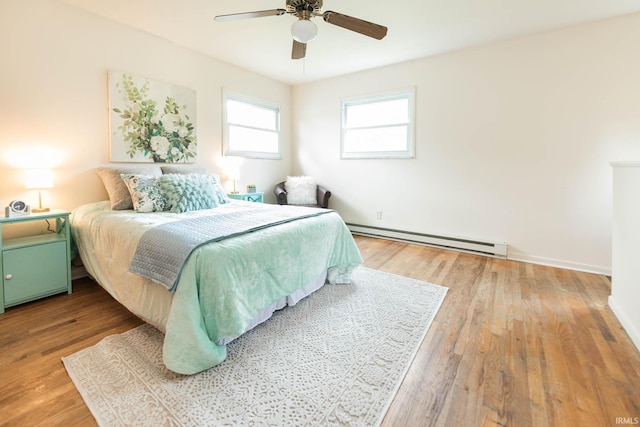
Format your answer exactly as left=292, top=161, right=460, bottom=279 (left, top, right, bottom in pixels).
left=274, top=181, right=331, bottom=208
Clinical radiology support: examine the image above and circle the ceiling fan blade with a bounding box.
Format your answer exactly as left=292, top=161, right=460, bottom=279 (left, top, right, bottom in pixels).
left=292, top=40, right=306, bottom=60
left=322, top=11, right=387, bottom=40
left=214, top=9, right=286, bottom=22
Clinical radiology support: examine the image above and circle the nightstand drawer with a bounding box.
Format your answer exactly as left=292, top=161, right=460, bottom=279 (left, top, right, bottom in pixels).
left=3, top=240, right=68, bottom=306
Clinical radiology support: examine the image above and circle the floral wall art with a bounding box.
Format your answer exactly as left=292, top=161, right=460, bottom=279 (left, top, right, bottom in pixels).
left=109, top=71, right=197, bottom=163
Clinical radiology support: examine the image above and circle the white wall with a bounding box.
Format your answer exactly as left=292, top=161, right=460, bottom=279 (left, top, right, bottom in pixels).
left=610, top=162, right=640, bottom=351
left=0, top=0, right=291, bottom=237
left=3, top=0, right=640, bottom=273
left=292, top=13, right=640, bottom=274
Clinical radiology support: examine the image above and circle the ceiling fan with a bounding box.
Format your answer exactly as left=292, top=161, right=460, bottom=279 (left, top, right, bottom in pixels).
left=214, top=0, right=388, bottom=60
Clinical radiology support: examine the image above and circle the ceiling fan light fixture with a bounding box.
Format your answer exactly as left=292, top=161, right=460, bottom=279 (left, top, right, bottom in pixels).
left=291, top=18, right=317, bottom=43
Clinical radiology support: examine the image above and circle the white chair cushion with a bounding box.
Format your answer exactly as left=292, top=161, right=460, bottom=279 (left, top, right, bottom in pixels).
left=285, top=176, right=317, bottom=205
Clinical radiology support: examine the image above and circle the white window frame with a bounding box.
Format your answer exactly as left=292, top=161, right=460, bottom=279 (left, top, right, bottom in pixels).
left=341, top=87, right=416, bottom=159
left=222, top=90, right=281, bottom=159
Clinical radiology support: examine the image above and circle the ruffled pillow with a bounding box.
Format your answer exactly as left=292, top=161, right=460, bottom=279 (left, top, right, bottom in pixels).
left=159, top=173, right=227, bottom=213
left=120, top=174, right=168, bottom=213
left=285, top=176, right=317, bottom=205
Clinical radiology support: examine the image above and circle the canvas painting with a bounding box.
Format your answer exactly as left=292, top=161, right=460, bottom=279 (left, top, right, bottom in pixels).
left=109, top=71, right=197, bottom=163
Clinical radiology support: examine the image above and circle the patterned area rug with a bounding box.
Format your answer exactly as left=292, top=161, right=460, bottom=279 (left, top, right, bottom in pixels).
left=62, top=267, right=447, bottom=426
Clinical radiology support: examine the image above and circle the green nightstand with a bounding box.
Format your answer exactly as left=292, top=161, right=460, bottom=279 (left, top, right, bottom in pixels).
left=0, top=210, right=72, bottom=314
left=228, top=192, right=264, bottom=203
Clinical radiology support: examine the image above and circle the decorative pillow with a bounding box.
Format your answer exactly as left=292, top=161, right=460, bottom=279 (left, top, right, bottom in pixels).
left=161, top=166, right=230, bottom=205
left=210, top=174, right=231, bottom=205
left=285, top=176, right=317, bottom=205
left=120, top=174, right=168, bottom=213
left=158, top=173, right=221, bottom=213
left=161, top=166, right=208, bottom=175
left=96, top=166, right=162, bottom=210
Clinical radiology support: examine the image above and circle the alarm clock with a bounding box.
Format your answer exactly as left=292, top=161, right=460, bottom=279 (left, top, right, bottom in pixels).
left=5, top=200, right=31, bottom=218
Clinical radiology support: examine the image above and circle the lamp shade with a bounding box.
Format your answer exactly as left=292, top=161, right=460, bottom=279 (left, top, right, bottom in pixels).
left=227, top=166, right=240, bottom=181
left=291, top=19, right=317, bottom=43
left=25, top=168, right=53, bottom=189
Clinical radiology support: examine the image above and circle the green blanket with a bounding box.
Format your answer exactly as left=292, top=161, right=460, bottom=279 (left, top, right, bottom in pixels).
left=130, top=203, right=336, bottom=291
left=161, top=211, right=362, bottom=374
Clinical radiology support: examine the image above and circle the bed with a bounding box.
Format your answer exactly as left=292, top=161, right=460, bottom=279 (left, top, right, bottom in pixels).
left=71, top=169, right=362, bottom=374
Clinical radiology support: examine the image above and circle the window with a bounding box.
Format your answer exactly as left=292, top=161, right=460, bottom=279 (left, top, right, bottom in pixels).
left=223, top=91, right=280, bottom=159
left=341, top=88, right=415, bottom=159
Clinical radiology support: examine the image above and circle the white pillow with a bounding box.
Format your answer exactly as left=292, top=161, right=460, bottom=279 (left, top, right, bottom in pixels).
left=285, top=176, right=317, bottom=205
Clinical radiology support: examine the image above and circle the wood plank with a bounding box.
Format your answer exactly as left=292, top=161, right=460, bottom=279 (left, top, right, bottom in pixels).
left=1, top=237, right=639, bottom=426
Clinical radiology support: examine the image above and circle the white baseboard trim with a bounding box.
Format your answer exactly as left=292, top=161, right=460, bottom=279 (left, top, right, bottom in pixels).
left=507, top=251, right=611, bottom=276
left=350, top=227, right=611, bottom=276
left=608, top=296, right=640, bottom=353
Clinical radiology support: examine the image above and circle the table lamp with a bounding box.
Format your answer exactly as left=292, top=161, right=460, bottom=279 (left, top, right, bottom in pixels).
left=228, top=167, right=240, bottom=194
left=25, top=168, right=53, bottom=213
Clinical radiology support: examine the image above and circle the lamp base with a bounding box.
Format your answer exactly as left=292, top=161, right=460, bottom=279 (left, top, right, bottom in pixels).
left=33, top=190, right=50, bottom=213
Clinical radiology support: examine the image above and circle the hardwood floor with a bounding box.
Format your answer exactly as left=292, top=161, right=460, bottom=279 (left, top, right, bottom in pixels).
left=1, top=235, right=639, bottom=426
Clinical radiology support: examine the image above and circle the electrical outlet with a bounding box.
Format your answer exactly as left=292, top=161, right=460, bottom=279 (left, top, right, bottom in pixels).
left=376, top=211, right=382, bottom=220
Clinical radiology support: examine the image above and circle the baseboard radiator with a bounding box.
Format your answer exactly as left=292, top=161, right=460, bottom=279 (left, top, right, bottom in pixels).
left=347, top=223, right=508, bottom=258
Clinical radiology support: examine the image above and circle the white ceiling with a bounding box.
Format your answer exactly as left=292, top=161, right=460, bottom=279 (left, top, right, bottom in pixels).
left=64, top=0, right=640, bottom=85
